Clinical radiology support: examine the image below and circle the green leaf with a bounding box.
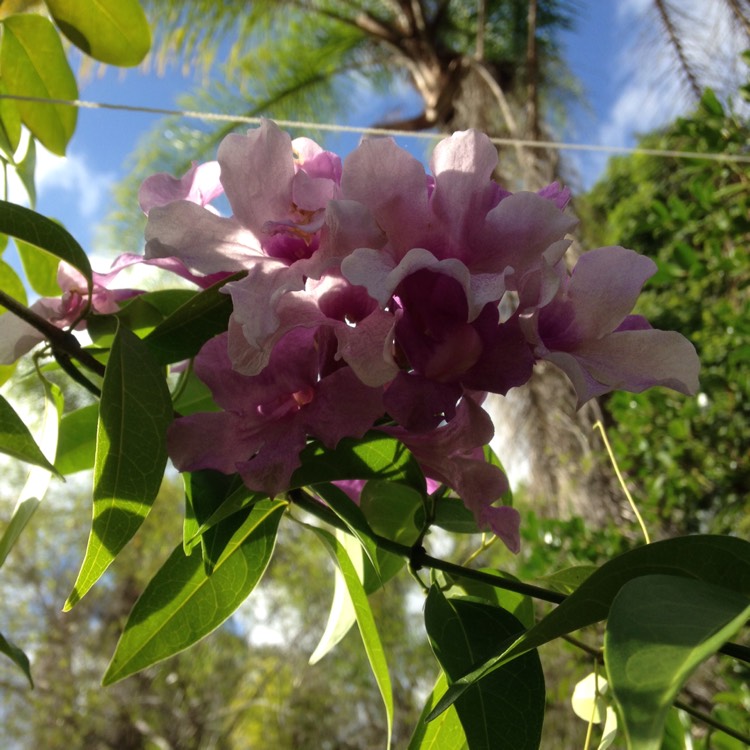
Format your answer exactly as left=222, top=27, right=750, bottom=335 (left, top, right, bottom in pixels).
left=431, top=535, right=750, bottom=719
left=447, top=569, right=535, bottom=630
left=44, top=0, right=151, bottom=66
left=16, top=237, right=62, bottom=297
left=14, top=135, right=36, bottom=206
left=103, top=499, right=285, bottom=685
left=0, top=80, right=21, bottom=158
left=65, top=326, right=172, bottom=609
left=54, top=403, right=98, bottom=474
left=0, top=631, right=33, bottom=687
left=0, top=374, right=62, bottom=567
left=0, top=257, right=27, bottom=304
left=408, top=671, right=468, bottom=750
left=539, top=564, right=598, bottom=595
left=605, top=575, right=750, bottom=750
left=143, top=274, right=241, bottom=364
left=424, top=587, right=545, bottom=749
left=0, top=201, right=91, bottom=287
left=293, top=432, right=426, bottom=493
left=309, top=528, right=363, bottom=665
left=0, top=14, right=78, bottom=155
left=432, top=495, right=480, bottom=534
left=0, top=392, right=59, bottom=473
left=309, top=524, right=394, bottom=750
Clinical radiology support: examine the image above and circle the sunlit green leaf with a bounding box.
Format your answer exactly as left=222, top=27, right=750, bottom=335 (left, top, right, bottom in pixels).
left=309, top=528, right=363, bottom=665
left=539, top=564, right=598, bottom=595
left=14, top=136, right=36, bottom=206
left=309, top=524, right=394, bottom=750
left=425, top=587, right=544, bottom=749
left=605, top=575, right=750, bottom=750
left=0, top=80, right=21, bottom=159
left=0, top=374, right=62, bottom=567
left=16, top=236, right=61, bottom=297
left=0, top=631, right=32, bottom=687
left=407, top=671, right=467, bottom=750
left=44, top=0, right=151, bottom=66
left=65, top=326, right=172, bottom=609
left=0, top=201, right=91, bottom=287
left=0, top=392, right=59, bottom=473
left=55, top=403, right=98, bottom=474
left=430, top=535, right=750, bottom=719
left=0, top=14, right=78, bottom=155
left=103, top=499, right=286, bottom=685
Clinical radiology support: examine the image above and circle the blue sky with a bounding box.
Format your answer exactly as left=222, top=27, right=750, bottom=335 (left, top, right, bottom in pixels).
left=8, top=0, right=748, bottom=263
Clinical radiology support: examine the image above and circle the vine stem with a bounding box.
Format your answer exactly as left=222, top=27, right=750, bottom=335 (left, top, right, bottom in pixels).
left=0, top=289, right=106, bottom=393
left=289, top=489, right=750, bottom=664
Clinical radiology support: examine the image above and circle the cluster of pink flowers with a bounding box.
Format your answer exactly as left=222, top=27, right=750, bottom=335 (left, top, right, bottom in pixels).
left=138, top=120, right=698, bottom=552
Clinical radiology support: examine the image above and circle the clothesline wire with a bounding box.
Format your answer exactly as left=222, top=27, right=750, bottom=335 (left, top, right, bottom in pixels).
left=2, top=93, right=750, bottom=165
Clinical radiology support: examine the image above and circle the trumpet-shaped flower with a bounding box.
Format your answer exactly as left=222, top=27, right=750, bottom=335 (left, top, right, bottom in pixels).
left=167, top=328, right=385, bottom=498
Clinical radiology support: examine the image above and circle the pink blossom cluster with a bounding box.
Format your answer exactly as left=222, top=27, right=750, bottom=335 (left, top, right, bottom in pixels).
left=139, top=121, right=697, bottom=551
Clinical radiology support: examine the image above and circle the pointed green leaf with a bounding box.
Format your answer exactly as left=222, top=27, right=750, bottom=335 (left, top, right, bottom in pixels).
left=14, top=136, right=36, bottom=206
left=408, top=671, right=468, bottom=750
left=0, top=201, right=91, bottom=286
left=0, top=80, right=22, bottom=159
left=0, top=392, right=59, bottom=473
left=539, top=564, right=598, bottom=595
left=0, top=14, right=78, bottom=155
left=309, top=524, right=394, bottom=750
left=16, top=236, right=62, bottom=297
left=65, top=326, right=172, bottom=609
left=309, top=529, right=363, bottom=665
left=143, top=273, right=242, bottom=364
left=103, top=499, right=285, bottom=685
left=0, top=374, right=62, bottom=567
left=432, top=495, right=480, bottom=534
left=424, top=587, right=545, bottom=750
left=293, top=432, right=426, bottom=493
left=55, top=403, right=98, bottom=475
left=431, top=535, right=750, bottom=719
left=0, top=631, right=32, bottom=687
left=44, top=0, right=151, bottom=66
left=605, top=575, right=750, bottom=750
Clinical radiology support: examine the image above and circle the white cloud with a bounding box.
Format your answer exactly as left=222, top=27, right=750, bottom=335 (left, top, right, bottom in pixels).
left=35, top=144, right=115, bottom=218
left=6, top=134, right=115, bottom=220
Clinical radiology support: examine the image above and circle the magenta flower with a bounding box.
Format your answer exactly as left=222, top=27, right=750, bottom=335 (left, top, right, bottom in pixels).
left=520, top=246, right=700, bottom=405
left=167, top=328, right=385, bottom=498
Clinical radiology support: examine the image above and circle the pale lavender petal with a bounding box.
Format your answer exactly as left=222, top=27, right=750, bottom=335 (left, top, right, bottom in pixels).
left=145, top=201, right=263, bottom=273
left=341, top=137, right=430, bottom=257
left=139, top=161, right=223, bottom=214
left=477, top=191, right=578, bottom=276
left=291, top=168, right=337, bottom=211
left=567, top=247, right=657, bottom=339
left=572, top=329, right=700, bottom=398
left=292, top=137, right=342, bottom=181
left=537, top=181, right=572, bottom=210
left=218, top=120, right=295, bottom=234
left=429, top=130, right=503, bottom=244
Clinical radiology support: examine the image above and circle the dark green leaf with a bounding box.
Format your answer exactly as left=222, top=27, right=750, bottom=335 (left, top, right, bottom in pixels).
left=0, top=631, right=33, bottom=687
left=293, top=432, right=426, bottom=493
left=425, top=587, right=544, bottom=750
left=605, top=575, right=750, bottom=750
left=14, top=136, right=36, bottom=206
left=0, top=392, right=59, bottom=473
left=432, top=535, right=750, bottom=718
left=0, top=14, right=78, bottom=155
left=143, top=274, right=241, bottom=364
left=0, top=201, right=91, bottom=287
left=65, top=326, right=172, bottom=609
left=433, top=495, right=481, bottom=534
left=103, top=499, right=285, bottom=685
left=539, top=564, right=598, bottom=595
left=44, top=0, right=151, bottom=66
left=0, top=497, right=40, bottom=569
